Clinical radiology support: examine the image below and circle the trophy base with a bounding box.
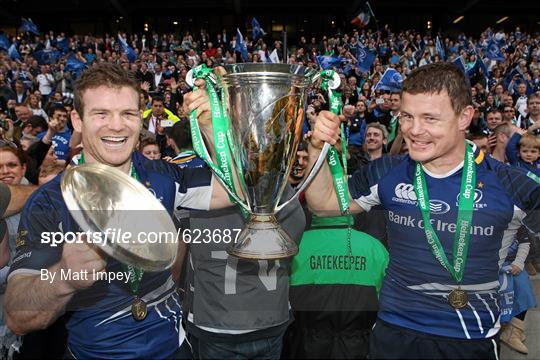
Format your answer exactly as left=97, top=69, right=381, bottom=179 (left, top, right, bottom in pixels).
left=227, top=214, right=299, bottom=260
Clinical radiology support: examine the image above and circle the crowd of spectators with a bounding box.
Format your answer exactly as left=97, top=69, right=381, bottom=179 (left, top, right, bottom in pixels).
left=0, top=25, right=538, bottom=151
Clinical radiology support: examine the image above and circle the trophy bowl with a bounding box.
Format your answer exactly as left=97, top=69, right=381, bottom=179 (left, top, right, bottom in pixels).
left=207, top=63, right=330, bottom=260
left=61, top=163, right=178, bottom=271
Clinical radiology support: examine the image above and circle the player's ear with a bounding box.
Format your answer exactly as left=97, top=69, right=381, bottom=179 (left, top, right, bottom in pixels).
left=458, top=105, right=474, bottom=132
left=71, top=110, right=83, bottom=132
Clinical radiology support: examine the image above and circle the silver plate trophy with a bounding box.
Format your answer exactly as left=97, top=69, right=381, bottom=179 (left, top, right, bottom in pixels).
left=189, top=63, right=332, bottom=260
left=61, top=163, right=178, bottom=271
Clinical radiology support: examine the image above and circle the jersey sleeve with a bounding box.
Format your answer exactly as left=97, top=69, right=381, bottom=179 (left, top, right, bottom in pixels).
left=8, top=189, right=63, bottom=279
left=173, top=166, right=214, bottom=211
left=495, top=162, right=540, bottom=234
left=138, top=152, right=214, bottom=211
left=348, top=155, right=404, bottom=212
left=505, top=133, right=521, bottom=166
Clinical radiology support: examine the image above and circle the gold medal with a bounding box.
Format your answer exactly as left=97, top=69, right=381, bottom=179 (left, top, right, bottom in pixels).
left=448, top=288, right=468, bottom=309
left=131, top=297, right=148, bottom=321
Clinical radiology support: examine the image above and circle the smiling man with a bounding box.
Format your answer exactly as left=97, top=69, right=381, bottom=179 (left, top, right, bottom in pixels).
left=364, top=122, right=388, bottom=161
left=4, top=63, right=231, bottom=359
left=36, top=106, right=71, bottom=162
left=306, top=63, right=540, bottom=359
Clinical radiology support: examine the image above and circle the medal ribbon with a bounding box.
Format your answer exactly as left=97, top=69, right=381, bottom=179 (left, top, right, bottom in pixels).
left=319, top=70, right=350, bottom=216
left=387, top=115, right=399, bottom=144
left=79, top=152, right=144, bottom=296
left=188, top=65, right=249, bottom=216
left=413, top=143, right=476, bottom=283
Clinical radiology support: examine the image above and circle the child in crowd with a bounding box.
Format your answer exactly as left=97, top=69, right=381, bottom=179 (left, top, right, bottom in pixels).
left=505, top=125, right=540, bottom=275
left=506, top=124, right=540, bottom=177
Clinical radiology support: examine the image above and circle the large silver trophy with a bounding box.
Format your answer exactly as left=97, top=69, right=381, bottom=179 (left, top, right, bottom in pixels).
left=189, top=63, right=331, bottom=260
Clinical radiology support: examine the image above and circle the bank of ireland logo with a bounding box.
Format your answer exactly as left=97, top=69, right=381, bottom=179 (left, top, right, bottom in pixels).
left=429, top=200, right=451, bottom=215
left=393, top=183, right=451, bottom=214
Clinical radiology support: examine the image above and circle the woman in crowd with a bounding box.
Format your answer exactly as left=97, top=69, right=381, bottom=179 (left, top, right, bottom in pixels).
left=25, top=94, right=48, bottom=122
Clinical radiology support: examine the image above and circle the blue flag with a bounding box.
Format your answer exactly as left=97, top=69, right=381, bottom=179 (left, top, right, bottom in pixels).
left=478, top=58, right=489, bottom=78
left=65, top=54, right=86, bottom=78
left=20, top=18, right=40, bottom=35
left=472, top=47, right=489, bottom=84
left=341, top=62, right=354, bottom=76
left=499, top=261, right=537, bottom=324
left=436, top=36, right=445, bottom=60
left=316, top=55, right=347, bottom=70
left=452, top=56, right=466, bottom=73
left=251, top=18, right=266, bottom=41
left=33, top=50, right=62, bottom=65
left=495, top=36, right=506, bottom=48
left=466, top=57, right=480, bottom=79
left=503, top=67, right=524, bottom=92
left=235, top=28, right=248, bottom=62
left=0, top=34, right=9, bottom=50
left=356, top=45, right=376, bottom=73
left=8, top=43, right=21, bottom=60
left=374, top=68, right=403, bottom=92
left=473, top=57, right=489, bottom=85
left=486, top=39, right=505, bottom=62
left=118, top=34, right=137, bottom=63
left=461, top=38, right=472, bottom=52
left=499, top=265, right=515, bottom=324
left=57, top=38, right=69, bottom=53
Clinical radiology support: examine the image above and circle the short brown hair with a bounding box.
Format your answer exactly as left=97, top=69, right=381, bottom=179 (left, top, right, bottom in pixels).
left=0, top=146, right=27, bottom=166
left=73, top=63, right=140, bottom=115
left=486, top=109, right=502, bottom=118
left=366, top=122, right=388, bottom=139
left=493, top=123, right=512, bottom=137
left=402, top=63, right=472, bottom=115
left=138, top=137, right=159, bottom=152
left=528, top=92, right=540, bottom=105
left=519, top=133, right=540, bottom=150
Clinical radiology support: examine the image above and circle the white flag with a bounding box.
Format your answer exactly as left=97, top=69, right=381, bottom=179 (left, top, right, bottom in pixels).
left=269, top=49, right=280, bottom=63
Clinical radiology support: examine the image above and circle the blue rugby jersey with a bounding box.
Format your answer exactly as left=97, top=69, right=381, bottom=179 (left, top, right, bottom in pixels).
left=348, top=145, right=540, bottom=339
left=8, top=152, right=213, bottom=358
left=169, top=151, right=206, bottom=169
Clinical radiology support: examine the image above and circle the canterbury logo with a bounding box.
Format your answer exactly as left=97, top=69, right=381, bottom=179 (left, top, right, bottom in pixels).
left=394, top=183, right=417, bottom=201
left=393, top=183, right=451, bottom=214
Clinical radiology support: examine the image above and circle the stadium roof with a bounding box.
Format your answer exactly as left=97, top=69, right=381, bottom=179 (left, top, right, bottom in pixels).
left=0, top=0, right=538, bottom=36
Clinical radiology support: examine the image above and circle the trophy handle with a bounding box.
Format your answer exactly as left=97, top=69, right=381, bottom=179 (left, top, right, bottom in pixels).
left=275, top=142, right=330, bottom=212
left=191, top=115, right=251, bottom=213
left=207, top=161, right=251, bottom=213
